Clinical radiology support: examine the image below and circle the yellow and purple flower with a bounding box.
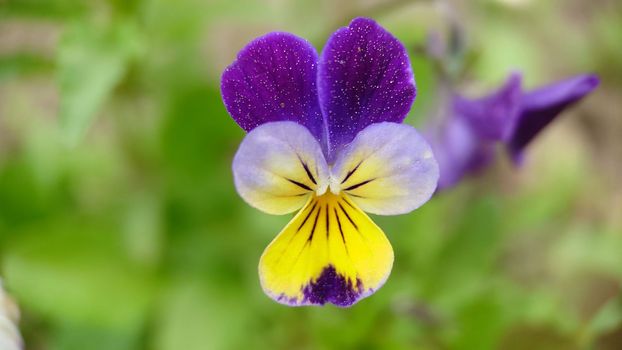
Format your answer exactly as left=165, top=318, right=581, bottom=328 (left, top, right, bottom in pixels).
left=428, top=72, right=599, bottom=190
left=221, top=18, right=439, bottom=306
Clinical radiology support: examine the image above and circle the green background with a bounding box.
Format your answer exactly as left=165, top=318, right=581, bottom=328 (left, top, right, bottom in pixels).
left=1, top=0, right=621, bottom=349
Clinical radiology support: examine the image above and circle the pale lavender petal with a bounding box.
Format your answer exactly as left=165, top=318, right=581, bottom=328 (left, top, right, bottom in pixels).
left=331, top=122, right=438, bottom=215
left=232, top=121, right=329, bottom=215
left=318, top=18, right=416, bottom=159
left=507, top=74, right=600, bottom=163
left=221, top=32, right=325, bottom=148
left=456, top=72, right=523, bottom=141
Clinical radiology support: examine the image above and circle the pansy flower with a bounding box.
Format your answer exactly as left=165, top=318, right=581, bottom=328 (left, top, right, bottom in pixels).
left=221, top=18, right=439, bottom=307
left=428, top=72, right=599, bottom=190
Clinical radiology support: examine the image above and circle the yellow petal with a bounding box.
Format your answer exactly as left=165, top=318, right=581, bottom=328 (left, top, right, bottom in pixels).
left=259, top=192, right=393, bottom=306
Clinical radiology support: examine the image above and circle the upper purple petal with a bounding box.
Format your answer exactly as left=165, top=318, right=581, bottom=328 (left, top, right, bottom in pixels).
left=507, top=74, right=599, bottom=163
left=455, top=72, right=523, bottom=141
left=221, top=32, right=326, bottom=149
left=318, top=18, right=416, bottom=160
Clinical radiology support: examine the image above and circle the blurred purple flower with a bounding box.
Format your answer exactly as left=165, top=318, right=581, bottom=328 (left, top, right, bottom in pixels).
left=508, top=74, right=600, bottom=164
left=221, top=18, right=439, bottom=307
left=428, top=73, right=599, bottom=190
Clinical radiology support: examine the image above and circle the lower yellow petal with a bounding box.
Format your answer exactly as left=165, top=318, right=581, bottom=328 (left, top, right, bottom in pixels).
left=258, top=192, right=393, bottom=307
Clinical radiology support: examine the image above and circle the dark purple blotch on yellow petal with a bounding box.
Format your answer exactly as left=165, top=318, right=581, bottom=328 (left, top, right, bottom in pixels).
left=301, top=265, right=365, bottom=307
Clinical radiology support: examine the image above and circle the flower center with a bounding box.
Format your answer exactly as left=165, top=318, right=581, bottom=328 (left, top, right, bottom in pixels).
left=327, top=173, right=342, bottom=195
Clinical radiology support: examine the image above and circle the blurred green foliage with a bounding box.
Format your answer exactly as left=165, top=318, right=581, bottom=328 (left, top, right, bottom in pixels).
left=1, top=0, right=621, bottom=349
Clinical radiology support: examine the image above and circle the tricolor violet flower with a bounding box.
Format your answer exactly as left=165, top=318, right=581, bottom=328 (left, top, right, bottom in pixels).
left=222, top=18, right=439, bottom=306
left=428, top=72, right=599, bottom=190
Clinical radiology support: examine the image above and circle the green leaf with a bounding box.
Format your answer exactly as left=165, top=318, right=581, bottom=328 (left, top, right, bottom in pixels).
left=49, top=323, right=140, bottom=350
left=57, top=20, right=140, bottom=146
left=153, top=280, right=250, bottom=350
left=451, top=293, right=507, bottom=350
left=3, top=222, right=157, bottom=329
left=423, top=196, right=504, bottom=304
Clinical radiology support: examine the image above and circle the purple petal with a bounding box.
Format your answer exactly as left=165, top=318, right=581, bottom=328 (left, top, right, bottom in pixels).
left=221, top=32, right=326, bottom=148
left=427, top=115, right=494, bottom=191
left=430, top=74, right=522, bottom=189
left=455, top=72, right=523, bottom=141
left=318, top=18, right=416, bottom=159
left=507, top=74, right=599, bottom=163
